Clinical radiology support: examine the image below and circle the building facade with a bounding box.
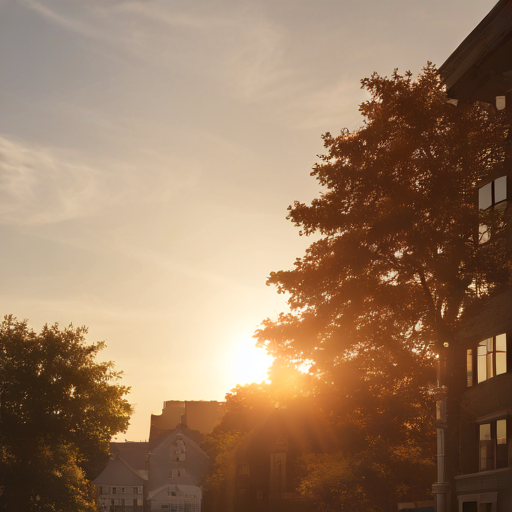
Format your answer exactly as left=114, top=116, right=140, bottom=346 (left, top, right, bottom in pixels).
left=438, top=1, right=512, bottom=511
left=94, top=400, right=220, bottom=511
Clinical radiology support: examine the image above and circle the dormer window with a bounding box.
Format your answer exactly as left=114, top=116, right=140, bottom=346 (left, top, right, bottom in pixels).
left=478, top=176, right=507, bottom=243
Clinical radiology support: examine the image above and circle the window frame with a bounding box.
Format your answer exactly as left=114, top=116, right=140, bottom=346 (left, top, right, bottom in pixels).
left=478, top=418, right=508, bottom=472
left=466, top=333, right=507, bottom=387
left=478, top=175, right=508, bottom=244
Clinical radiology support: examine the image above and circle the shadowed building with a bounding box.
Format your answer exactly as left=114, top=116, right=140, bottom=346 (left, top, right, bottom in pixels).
left=437, top=2, right=512, bottom=511
left=149, top=401, right=224, bottom=445
left=228, top=406, right=336, bottom=512
left=95, top=442, right=149, bottom=511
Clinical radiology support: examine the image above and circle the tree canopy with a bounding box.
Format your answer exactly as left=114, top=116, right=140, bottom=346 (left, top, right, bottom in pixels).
left=244, top=64, right=510, bottom=511
left=0, top=315, right=132, bottom=512
left=256, top=63, right=509, bottom=371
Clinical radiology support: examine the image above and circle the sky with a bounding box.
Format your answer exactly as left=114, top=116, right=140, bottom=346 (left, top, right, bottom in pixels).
left=0, top=0, right=498, bottom=441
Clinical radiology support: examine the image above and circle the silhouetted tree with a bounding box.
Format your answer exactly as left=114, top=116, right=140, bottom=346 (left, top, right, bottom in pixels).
left=252, top=64, right=510, bottom=510
left=257, top=64, right=509, bottom=367
left=0, top=315, right=132, bottom=512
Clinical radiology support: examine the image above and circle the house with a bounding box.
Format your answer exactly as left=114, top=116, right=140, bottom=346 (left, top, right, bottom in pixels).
left=95, top=400, right=221, bottom=511
left=436, top=2, right=512, bottom=511
left=146, top=429, right=210, bottom=511
left=94, top=442, right=148, bottom=511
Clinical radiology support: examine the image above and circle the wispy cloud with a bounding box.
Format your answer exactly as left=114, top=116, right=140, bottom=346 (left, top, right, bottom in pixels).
left=20, top=0, right=109, bottom=41
left=17, top=1, right=367, bottom=133
left=0, top=135, right=201, bottom=226
left=0, top=136, right=102, bottom=225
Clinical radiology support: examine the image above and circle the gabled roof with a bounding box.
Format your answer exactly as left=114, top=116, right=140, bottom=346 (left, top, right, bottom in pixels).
left=148, top=429, right=210, bottom=491
left=110, top=441, right=149, bottom=472
left=94, top=455, right=147, bottom=486
left=440, top=0, right=512, bottom=102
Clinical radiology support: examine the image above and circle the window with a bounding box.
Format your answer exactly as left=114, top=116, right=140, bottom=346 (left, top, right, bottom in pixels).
left=462, top=502, right=477, bottom=512
left=133, top=486, right=139, bottom=494
left=467, top=349, right=473, bottom=387
left=121, top=487, right=125, bottom=494
left=479, top=419, right=507, bottom=471
left=270, top=453, right=286, bottom=492
left=478, top=176, right=507, bottom=243
left=238, top=464, right=250, bottom=476
left=477, top=334, right=506, bottom=383
left=112, top=487, right=117, bottom=494
left=467, top=334, right=506, bottom=386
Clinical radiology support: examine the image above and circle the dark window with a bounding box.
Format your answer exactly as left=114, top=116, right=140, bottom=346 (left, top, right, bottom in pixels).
left=238, top=464, right=250, bottom=476
left=462, top=502, right=477, bottom=512
left=478, top=176, right=507, bottom=243
left=112, top=487, right=117, bottom=494
left=479, top=418, right=507, bottom=471
left=270, top=453, right=286, bottom=492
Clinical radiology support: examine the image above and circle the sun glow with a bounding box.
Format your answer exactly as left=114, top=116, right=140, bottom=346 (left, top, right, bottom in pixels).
left=227, top=337, right=274, bottom=386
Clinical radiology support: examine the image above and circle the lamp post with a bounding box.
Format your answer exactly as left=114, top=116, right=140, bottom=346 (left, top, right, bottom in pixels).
left=432, top=345, right=450, bottom=512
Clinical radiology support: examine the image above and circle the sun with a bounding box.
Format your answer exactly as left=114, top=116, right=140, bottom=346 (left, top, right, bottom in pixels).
left=227, top=337, right=274, bottom=386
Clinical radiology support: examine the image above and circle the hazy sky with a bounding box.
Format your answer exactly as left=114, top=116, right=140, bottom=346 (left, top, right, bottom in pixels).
left=0, top=0, right=497, bottom=441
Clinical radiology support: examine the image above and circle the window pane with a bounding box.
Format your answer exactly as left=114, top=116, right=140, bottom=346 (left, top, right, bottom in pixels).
left=497, top=419, right=507, bottom=469
left=479, top=183, right=492, bottom=210
left=480, top=423, right=491, bottom=441
left=497, top=419, right=506, bottom=444
left=480, top=440, right=493, bottom=471
left=494, top=176, right=507, bottom=204
left=479, top=423, right=493, bottom=471
left=478, top=341, right=488, bottom=382
left=496, top=333, right=507, bottom=376
left=467, top=349, right=473, bottom=387
left=463, top=502, right=478, bottom=512
left=487, top=338, right=494, bottom=379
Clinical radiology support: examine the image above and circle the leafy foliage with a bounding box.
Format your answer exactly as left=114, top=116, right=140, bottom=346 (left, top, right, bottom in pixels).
left=0, top=315, right=132, bottom=511
left=248, top=64, right=508, bottom=510
left=257, top=64, right=509, bottom=368
left=204, top=65, right=509, bottom=512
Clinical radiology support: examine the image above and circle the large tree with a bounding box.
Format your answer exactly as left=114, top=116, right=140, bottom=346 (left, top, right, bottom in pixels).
left=253, top=64, right=509, bottom=510
left=0, top=315, right=132, bottom=512
left=256, top=63, right=509, bottom=369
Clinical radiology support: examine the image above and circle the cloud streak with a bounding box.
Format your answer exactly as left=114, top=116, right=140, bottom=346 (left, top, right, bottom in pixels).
left=0, top=136, right=102, bottom=225
left=0, top=135, right=201, bottom=226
